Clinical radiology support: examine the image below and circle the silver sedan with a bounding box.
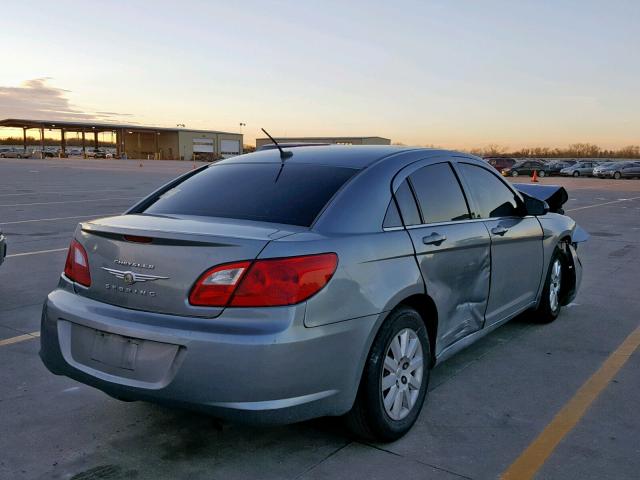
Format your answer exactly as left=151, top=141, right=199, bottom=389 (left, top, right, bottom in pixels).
left=40, top=146, right=586, bottom=441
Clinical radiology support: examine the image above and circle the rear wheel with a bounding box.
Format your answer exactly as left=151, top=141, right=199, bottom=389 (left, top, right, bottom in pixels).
left=538, top=170, right=546, bottom=178
left=531, top=248, right=565, bottom=323
left=573, top=171, right=580, bottom=177
left=614, top=171, right=621, bottom=179
left=345, top=306, right=430, bottom=442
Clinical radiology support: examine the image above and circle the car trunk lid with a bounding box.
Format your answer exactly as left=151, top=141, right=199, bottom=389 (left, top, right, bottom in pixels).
left=74, top=214, right=301, bottom=317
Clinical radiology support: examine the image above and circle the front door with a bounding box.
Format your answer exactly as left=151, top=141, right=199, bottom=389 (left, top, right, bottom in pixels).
left=456, top=162, right=544, bottom=327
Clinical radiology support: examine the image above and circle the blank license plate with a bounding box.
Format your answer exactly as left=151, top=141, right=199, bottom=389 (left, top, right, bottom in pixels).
left=90, top=331, right=139, bottom=371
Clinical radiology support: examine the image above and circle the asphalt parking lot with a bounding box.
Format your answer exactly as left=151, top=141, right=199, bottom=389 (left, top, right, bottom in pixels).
left=1, top=157, right=639, bottom=480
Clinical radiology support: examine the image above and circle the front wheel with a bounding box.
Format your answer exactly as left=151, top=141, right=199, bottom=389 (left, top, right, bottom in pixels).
left=538, top=170, right=546, bottom=178
left=531, top=249, right=565, bottom=323
left=344, top=306, right=430, bottom=442
left=573, top=171, right=580, bottom=177
left=614, top=171, right=621, bottom=179
left=511, top=170, right=519, bottom=177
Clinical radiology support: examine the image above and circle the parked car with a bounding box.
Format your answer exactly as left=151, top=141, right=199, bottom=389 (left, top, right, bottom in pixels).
left=0, top=148, right=28, bottom=158
left=501, top=160, right=547, bottom=177
left=30, top=149, right=56, bottom=158
left=86, top=148, right=107, bottom=158
left=0, top=228, right=6, bottom=266
left=545, top=160, right=577, bottom=176
left=594, top=161, right=640, bottom=179
left=560, top=161, right=599, bottom=177
left=484, top=157, right=516, bottom=172
left=67, top=148, right=83, bottom=157
left=40, top=146, right=586, bottom=441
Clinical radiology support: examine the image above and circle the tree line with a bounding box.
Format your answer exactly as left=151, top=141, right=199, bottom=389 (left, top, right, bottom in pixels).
left=467, top=143, right=640, bottom=159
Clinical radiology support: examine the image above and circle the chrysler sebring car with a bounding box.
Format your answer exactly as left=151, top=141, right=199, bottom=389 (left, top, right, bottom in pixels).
left=40, top=146, right=586, bottom=441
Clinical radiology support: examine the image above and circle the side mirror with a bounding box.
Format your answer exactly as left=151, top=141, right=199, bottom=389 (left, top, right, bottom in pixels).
left=523, top=194, right=549, bottom=216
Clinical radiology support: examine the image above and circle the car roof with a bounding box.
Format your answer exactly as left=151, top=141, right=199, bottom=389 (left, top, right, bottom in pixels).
left=216, top=145, right=467, bottom=169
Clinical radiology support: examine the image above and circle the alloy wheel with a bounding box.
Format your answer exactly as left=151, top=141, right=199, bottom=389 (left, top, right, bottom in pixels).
left=549, top=259, right=562, bottom=313
left=381, top=328, right=424, bottom=421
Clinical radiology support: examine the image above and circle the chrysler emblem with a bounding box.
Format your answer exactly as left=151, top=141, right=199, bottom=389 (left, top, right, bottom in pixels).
left=102, top=267, right=169, bottom=285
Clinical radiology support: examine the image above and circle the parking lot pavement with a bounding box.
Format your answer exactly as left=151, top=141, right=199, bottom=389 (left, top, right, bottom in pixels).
left=1, top=158, right=639, bottom=479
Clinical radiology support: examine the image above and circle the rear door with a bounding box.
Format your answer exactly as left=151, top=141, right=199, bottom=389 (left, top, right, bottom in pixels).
left=456, top=162, right=543, bottom=327
left=394, top=161, right=491, bottom=353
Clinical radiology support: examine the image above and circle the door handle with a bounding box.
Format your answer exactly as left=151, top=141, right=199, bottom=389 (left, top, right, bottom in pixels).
left=423, top=233, right=446, bottom=245
left=491, top=226, right=509, bottom=236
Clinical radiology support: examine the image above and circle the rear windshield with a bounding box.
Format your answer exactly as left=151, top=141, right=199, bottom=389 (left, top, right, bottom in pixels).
left=142, top=163, right=358, bottom=227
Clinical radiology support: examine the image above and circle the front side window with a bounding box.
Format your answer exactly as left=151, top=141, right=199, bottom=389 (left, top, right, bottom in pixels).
left=458, top=163, right=520, bottom=218
left=408, top=163, right=470, bottom=223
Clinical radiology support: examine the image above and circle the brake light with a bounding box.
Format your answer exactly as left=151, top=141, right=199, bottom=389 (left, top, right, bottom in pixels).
left=64, top=239, right=91, bottom=286
left=123, top=234, right=153, bottom=243
left=189, top=253, right=338, bottom=308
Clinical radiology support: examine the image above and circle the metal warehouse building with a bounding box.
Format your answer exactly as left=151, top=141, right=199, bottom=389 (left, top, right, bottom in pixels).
left=255, top=136, right=391, bottom=148
left=0, top=118, right=243, bottom=160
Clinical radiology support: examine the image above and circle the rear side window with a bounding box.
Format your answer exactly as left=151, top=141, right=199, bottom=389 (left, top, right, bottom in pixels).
left=458, top=163, right=520, bottom=218
left=383, top=199, right=402, bottom=228
left=143, top=163, right=357, bottom=227
left=394, top=180, right=421, bottom=226
left=409, top=163, right=471, bottom=223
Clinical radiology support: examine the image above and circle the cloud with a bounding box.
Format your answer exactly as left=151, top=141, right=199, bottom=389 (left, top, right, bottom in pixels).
left=0, top=78, right=133, bottom=122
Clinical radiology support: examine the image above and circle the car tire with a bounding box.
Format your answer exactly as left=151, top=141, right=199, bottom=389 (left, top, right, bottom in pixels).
left=614, top=172, right=621, bottom=180
left=511, top=170, right=519, bottom=177
left=573, top=171, right=580, bottom=177
left=531, top=248, right=566, bottom=324
left=538, top=170, right=546, bottom=178
left=344, top=306, right=430, bottom=442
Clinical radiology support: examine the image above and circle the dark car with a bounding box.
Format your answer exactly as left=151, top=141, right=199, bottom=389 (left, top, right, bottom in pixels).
left=484, top=157, right=516, bottom=172
left=501, top=160, right=547, bottom=178
left=545, top=160, right=577, bottom=176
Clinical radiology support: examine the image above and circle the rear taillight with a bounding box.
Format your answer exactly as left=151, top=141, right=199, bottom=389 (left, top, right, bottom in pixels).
left=189, top=261, right=251, bottom=306
left=64, top=239, right=91, bottom=287
left=189, top=253, right=338, bottom=308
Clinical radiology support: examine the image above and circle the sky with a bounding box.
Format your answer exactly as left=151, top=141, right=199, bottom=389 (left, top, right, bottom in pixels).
left=0, top=0, right=638, bottom=149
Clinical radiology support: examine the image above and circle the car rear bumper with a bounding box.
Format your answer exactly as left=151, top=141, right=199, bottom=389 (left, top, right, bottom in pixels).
left=40, top=284, right=379, bottom=424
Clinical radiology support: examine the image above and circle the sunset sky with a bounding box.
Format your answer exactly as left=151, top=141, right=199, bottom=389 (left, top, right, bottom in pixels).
left=0, top=0, right=638, bottom=148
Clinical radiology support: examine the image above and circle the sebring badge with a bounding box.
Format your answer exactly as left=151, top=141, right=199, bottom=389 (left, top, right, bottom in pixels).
left=101, top=267, right=169, bottom=285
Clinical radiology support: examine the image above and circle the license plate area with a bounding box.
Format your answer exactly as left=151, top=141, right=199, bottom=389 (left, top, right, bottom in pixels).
left=60, top=320, right=182, bottom=388
left=91, top=331, right=139, bottom=370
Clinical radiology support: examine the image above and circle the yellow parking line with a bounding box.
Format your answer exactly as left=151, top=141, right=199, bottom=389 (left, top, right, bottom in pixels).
left=0, top=331, right=40, bottom=347
left=501, top=325, right=640, bottom=480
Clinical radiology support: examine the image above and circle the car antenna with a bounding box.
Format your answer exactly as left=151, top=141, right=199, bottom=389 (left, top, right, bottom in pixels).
left=261, top=128, right=293, bottom=161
